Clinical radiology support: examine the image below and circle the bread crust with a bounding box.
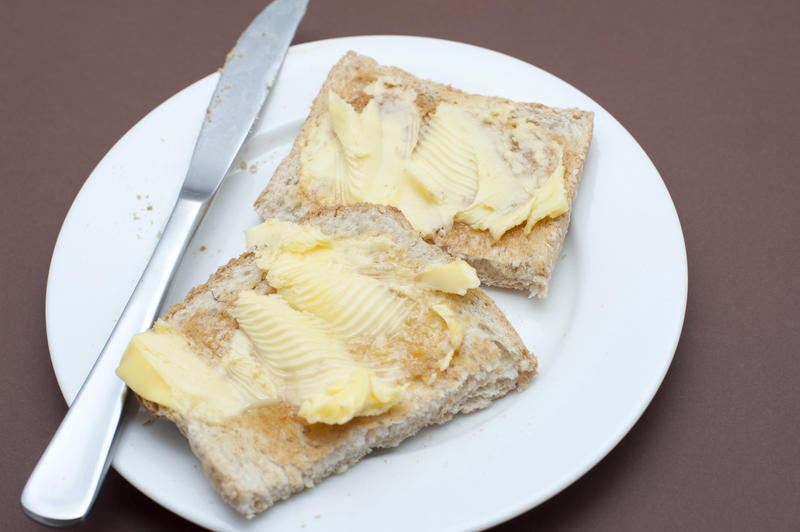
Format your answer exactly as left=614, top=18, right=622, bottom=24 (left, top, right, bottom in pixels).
left=254, top=52, right=593, bottom=297
left=138, top=204, right=535, bottom=517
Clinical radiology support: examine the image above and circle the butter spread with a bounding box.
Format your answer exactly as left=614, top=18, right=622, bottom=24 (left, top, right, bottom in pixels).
left=232, top=290, right=401, bottom=425
left=116, top=321, right=277, bottom=423
left=117, top=219, right=481, bottom=426
left=420, top=260, right=480, bottom=295
left=299, top=81, right=569, bottom=240
left=431, top=304, right=464, bottom=371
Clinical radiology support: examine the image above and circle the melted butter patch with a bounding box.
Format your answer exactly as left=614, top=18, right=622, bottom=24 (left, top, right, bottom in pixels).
left=299, top=80, right=569, bottom=240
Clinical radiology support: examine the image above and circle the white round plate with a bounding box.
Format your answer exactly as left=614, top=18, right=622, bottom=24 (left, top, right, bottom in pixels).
left=46, top=36, right=687, bottom=531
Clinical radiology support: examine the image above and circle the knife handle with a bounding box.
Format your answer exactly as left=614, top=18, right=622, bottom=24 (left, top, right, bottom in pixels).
left=21, top=195, right=207, bottom=526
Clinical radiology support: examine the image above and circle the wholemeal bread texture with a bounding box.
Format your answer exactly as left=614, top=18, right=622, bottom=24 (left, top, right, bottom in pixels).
left=255, top=52, right=593, bottom=297
left=136, top=204, right=535, bottom=517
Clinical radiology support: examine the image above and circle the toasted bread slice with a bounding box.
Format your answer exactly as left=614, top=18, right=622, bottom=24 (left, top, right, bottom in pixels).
left=254, top=52, right=593, bottom=297
left=136, top=204, right=534, bottom=517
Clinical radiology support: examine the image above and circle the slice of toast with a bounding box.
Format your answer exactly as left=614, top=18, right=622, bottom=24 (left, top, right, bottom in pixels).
left=136, top=204, right=535, bottom=517
left=254, top=52, right=593, bottom=297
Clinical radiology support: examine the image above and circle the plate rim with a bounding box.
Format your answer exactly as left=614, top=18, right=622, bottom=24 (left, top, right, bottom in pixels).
left=44, top=34, right=688, bottom=531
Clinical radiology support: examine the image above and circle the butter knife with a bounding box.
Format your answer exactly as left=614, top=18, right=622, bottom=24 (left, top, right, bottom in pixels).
left=21, top=0, right=308, bottom=525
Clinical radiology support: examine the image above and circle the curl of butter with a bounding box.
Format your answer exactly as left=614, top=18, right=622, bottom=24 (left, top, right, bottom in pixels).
left=431, top=304, right=466, bottom=371
left=419, top=260, right=480, bottom=295
left=116, top=321, right=277, bottom=424
left=232, top=290, right=402, bottom=425
left=299, top=368, right=403, bottom=425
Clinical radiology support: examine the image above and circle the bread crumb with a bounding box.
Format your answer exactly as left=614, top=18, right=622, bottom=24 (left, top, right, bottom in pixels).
left=240, top=161, right=248, bottom=170
left=133, top=213, right=141, bottom=220
left=136, top=194, right=142, bottom=200
left=199, top=245, right=207, bottom=252
left=157, top=230, right=162, bottom=238
left=383, top=458, right=388, bottom=464
left=314, top=514, right=320, bottom=519
left=142, top=417, right=155, bottom=427
left=249, top=164, right=258, bottom=174
left=146, top=205, right=153, bottom=211
left=217, top=248, right=222, bottom=253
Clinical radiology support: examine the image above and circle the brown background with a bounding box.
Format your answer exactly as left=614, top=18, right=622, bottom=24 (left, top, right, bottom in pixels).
left=2, top=0, right=798, bottom=530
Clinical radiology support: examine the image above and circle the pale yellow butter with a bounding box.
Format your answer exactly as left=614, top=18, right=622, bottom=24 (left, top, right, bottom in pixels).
left=431, top=304, right=465, bottom=371
left=419, top=260, right=480, bottom=295
left=299, top=82, right=570, bottom=240
left=116, top=321, right=277, bottom=423
left=118, top=218, right=472, bottom=426
left=232, top=290, right=401, bottom=425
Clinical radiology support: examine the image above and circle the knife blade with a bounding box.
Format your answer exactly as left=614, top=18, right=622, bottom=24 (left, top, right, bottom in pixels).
left=20, top=0, right=308, bottom=525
